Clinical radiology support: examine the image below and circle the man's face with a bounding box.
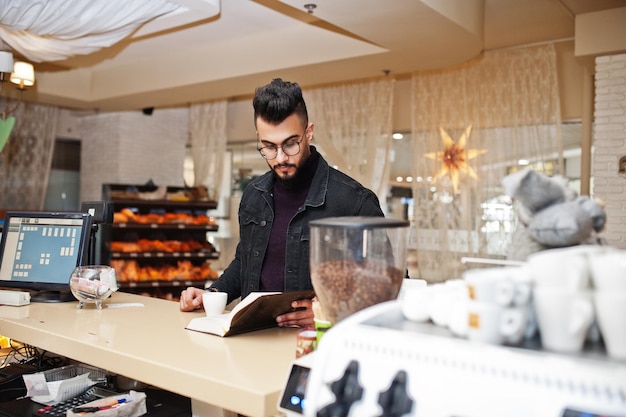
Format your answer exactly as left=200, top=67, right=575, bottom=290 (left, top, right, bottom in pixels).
left=256, top=113, right=314, bottom=182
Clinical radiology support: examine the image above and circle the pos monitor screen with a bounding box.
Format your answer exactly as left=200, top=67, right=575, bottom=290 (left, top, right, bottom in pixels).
left=0, top=211, right=93, bottom=302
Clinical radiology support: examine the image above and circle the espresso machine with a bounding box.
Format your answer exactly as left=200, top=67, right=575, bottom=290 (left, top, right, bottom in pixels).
left=297, top=301, right=626, bottom=417
left=278, top=216, right=626, bottom=416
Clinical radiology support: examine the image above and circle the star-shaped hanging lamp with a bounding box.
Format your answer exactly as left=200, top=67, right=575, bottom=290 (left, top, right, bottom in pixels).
left=424, top=125, right=487, bottom=192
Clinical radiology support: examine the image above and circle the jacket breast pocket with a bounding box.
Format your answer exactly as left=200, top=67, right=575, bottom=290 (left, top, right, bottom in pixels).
left=238, top=205, right=267, bottom=253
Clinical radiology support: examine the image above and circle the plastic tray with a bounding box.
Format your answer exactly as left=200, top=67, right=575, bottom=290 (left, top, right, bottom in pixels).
left=40, top=364, right=107, bottom=383
left=31, top=364, right=108, bottom=404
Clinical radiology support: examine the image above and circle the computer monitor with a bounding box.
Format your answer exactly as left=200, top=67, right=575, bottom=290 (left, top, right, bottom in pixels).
left=0, top=211, right=93, bottom=302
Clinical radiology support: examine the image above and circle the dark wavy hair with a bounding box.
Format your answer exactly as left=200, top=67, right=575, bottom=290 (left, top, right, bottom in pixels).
left=253, top=78, right=308, bottom=128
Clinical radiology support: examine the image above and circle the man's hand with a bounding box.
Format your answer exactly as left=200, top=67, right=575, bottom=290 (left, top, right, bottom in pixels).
left=179, top=287, right=207, bottom=311
left=276, top=298, right=314, bottom=327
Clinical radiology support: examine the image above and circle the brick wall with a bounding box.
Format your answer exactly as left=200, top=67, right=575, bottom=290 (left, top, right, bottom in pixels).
left=78, top=108, right=189, bottom=202
left=594, top=53, right=626, bottom=248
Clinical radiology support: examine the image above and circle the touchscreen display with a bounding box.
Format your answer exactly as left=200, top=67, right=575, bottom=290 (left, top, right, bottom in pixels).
left=279, top=364, right=310, bottom=414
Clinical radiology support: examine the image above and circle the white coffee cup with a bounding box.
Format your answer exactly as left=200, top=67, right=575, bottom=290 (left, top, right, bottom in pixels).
left=429, top=280, right=467, bottom=328
left=398, top=278, right=427, bottom=301
left=444, top=280, right=469, bottom=337
left=202, top=291, right=228, bottom=316
left=589, top=249, right=626, bottom=291
left=463, top=266, right=525, bottom=307
left=464, top=267, right=513, bottom=305
left=528, top=245, right=605, bottom=291
left=594, top=291, right=626, bottom=359
left=466, top=301, right=527, bottom=345
left=533, top=287, right=594, bottom=353
left=401, top=279, right=430, bottom=323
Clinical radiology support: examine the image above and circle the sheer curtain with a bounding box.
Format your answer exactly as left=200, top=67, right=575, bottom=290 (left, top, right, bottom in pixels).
left=0, top=100, right=58, bottom=209
left=188, top=100, right=228, bottom=201
left=306, top=78, right=395, bottom=202
left=410, top=44, right=562, bottom=282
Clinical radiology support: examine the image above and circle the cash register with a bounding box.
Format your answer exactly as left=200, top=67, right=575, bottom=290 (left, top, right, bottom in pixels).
left=279, top=300, right=626, bottom=417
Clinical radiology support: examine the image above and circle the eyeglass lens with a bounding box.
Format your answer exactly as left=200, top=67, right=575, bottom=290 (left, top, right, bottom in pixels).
left=258, top=140, right=301, bottom=160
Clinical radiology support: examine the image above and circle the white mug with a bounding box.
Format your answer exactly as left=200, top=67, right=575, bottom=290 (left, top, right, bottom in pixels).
left=533, top=287, right=594, bottom=353
left=589, top=249, right=626, bottom=291
left=528, top=246, right=605, bottom=292
left=202, top=291, right=228, bottom=316
left=594, top=291, right=626, bottom=359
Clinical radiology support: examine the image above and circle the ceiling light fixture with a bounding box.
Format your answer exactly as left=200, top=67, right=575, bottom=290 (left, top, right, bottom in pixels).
left=304, top=3, right=317, bottom=14
left=1, top=50, right=36, bottom=152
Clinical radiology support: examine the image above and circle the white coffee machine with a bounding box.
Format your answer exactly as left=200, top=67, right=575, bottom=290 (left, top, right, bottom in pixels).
left=279, top=300, right=626, bottom=417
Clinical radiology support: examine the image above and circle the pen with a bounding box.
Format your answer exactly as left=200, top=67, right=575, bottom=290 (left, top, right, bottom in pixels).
left=72, top=398, right=128, bottom=413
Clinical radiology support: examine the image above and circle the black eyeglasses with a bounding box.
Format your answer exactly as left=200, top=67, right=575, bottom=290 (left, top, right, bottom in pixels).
left=257, top=137, right=304, bottom=160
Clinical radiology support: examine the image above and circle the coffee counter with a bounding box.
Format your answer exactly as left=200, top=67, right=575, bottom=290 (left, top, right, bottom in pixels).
left=0, top=291, right=297, bottom=417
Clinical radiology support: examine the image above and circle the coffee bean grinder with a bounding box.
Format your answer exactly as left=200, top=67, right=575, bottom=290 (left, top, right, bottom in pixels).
left=308, top=216, right=410, bottom=326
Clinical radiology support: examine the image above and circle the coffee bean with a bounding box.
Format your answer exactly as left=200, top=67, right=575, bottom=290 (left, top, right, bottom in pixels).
left=311, top=259, right=403, bottom=324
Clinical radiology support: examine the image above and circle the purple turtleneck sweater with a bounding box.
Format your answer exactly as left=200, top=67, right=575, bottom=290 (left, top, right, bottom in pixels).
left=259, top=148, right=320, bottom=291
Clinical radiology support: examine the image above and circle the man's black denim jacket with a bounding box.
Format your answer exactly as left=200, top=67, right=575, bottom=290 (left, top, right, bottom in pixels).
left=210, top=152, right=384, bottom=303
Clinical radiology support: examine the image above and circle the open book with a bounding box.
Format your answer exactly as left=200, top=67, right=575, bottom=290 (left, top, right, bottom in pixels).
left=185, top=289, right=316, bottom=337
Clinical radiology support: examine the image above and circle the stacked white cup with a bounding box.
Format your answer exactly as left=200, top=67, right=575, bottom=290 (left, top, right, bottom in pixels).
left=462, top=266, right=534, bottom=346
left=399, top=278, right=429, bottom=322
left=400, top=278, right=471, bottom=338
left=588, top=248, right=626, bottom=359
left=527, top=245, right=607, bottom=353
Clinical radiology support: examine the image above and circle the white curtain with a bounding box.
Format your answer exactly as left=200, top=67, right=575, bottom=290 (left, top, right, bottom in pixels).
left=410, top=44, right=562, bottom=282
left=306, top=78, right=395, bottom=203
left=0, top=99, right=58, bottom=209
left=188, top=100, right=228, bottom=201
left=0, top=0, right=179, bottom=62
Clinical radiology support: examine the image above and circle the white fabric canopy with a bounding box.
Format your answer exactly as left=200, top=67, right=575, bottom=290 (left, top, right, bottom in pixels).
left=0, top=0, right=179, bottom=62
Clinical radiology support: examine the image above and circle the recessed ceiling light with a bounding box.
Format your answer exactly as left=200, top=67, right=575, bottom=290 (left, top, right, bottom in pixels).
left=392, top=133, right=404, bottom=140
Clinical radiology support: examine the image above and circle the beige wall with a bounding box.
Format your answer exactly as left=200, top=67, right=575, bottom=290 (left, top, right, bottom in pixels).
left=78, top=109, right=188, bottom=203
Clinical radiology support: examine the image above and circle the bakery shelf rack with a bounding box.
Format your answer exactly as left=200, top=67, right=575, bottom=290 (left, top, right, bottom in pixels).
left=101, top=183, right=220, bottom=299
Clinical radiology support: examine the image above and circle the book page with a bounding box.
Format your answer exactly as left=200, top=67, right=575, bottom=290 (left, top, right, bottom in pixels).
left=185, top=313, right=232, bottom=336
left=229, top=291, right=280, bottom=317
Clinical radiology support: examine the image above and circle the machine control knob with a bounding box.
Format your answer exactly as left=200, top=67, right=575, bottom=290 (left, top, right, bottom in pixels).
left=318, top=360, right=364, bottom=417
left=377, top=370, right=414, bottom=417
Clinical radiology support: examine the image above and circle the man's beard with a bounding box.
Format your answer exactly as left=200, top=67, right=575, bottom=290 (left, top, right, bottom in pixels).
left=271, top=162, right=300, bottom=188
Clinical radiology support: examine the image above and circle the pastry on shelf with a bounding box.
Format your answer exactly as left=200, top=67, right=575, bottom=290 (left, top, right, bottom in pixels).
left=110, top=260, right=218, bottom=282
left=112, top=210, right=216, bottom=226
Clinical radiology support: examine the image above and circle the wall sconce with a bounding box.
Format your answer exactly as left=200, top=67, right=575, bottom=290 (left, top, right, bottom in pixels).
left=1, top=50, right=35, bottom=152
left=10, top=61, right=36, bottom=89
left=1, top=50, right=36, bottom=116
